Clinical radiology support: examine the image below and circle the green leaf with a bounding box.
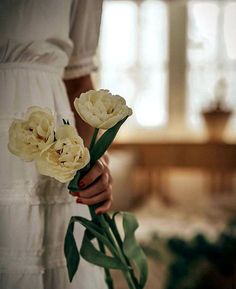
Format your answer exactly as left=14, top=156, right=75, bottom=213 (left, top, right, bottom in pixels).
left=90, top=116, right=129, bottom=164
left=68, top=164, right=91, bottom=193
left=104, top=212, right=123, bottom=247
left=72, top=216, right=119, bottom=258
left=64, top=219, right=80, bottom=282
left=80, top=230, right=128, bottom=270
left=71, top=216, right=103, bottom=234
left=68, top=171, right=80, bottom=192
left=122, top=213, right=149, bottom=289
left=105, top=212, right=140, bottom=288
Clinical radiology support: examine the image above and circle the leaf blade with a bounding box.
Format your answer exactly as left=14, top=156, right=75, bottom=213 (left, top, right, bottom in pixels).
left=80, top=230, right=128, bottom=270
left=68, top=171, right=80, bottom=192
left=64, top=219, right=80, bottom=282
left=122, top=213, right=149, bottom=289
left=90, top=116, right=129, bottom=164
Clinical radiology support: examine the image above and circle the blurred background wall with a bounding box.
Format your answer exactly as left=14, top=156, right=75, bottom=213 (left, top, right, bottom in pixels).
left=93, top=1, right=236, bottom=288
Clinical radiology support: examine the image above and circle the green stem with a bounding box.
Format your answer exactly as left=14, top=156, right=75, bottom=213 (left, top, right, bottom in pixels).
left=105, top=214, right=139, bottom=288
left=90, top=206, right=137, bottom=288
left=89, top=128, right=99, bottom=151
left=88, top=128, right=136, bottom=289
left=99, top=214, right=137, bottom=289
left=88, top=205, right=118, bottom=288
left=99, top=215, right=117, bottom=247
left=89, top=129, right=116, bottom=289
left=99, top=241, right=114, bottom=289
left=89, top=206, right=120, bottom=258
left=122, top=270, right=137, bottom=289
left=88, top=205, right=97, bottom=220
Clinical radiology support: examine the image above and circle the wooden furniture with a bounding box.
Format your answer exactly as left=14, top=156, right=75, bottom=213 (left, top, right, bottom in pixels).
left=110, top=142, right=236, bottom=198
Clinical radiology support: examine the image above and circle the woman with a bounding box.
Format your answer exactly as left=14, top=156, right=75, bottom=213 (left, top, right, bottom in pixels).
left=0, top=0, right=112, bottom=288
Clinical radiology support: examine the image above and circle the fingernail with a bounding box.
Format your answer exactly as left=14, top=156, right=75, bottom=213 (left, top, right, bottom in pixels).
left=79, top=181, right=85, bottom=188
left=76, top=198, right=83, bottom=203
left=70, top=191, right=80, bottom=197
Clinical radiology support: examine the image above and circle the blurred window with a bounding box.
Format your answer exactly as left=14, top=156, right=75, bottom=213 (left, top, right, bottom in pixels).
left=98, top=0, right=236, bottom=131
left=98, top=0, right=168, bottom=128
left=187, top=0, right=236, bottom=128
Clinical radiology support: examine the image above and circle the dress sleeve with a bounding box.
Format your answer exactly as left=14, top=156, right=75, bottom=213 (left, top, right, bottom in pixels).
left=64, top=0, right=103, bottom=79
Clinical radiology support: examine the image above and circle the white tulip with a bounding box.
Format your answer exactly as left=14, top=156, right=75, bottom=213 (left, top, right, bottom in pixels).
left=36, top=125, right=90, bottom=183
left=8, top=106, right=55, bottom=161
left=74, top=89, right=132, bottom=129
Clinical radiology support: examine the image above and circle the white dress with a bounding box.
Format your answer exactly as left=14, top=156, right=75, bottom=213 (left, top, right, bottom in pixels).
left=0, top=1, right=106, bottom=288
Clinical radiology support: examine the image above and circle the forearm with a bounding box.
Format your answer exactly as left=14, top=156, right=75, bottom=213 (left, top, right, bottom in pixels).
left=64, top=75, right=94, bottom=147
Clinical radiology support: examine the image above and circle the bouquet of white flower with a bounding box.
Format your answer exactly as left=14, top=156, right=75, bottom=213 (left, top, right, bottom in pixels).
left=8, top=89, right=148, bottom=289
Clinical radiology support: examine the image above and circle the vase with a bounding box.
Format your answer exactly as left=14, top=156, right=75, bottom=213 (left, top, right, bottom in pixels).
left=202, top=108, right=232, bottom=142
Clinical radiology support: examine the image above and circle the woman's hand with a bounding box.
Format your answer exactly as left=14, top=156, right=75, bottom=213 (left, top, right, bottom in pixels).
left=69, top=154, right=113, bottom=215
left=65, top=75, right=113, bottom=214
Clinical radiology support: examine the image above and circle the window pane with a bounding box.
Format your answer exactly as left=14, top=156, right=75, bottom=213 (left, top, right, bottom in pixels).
left=187, top=1, right=219, bottom=127
left=99, top=1, right=137, bottom=69
left=140, top=0, right=168, bottom=66
left=187, top=1, right=236, bottom=129
left=188, top=1, right=219, bottom=64
left=224, top=2, right=236, bottom=60
left=135, top=71, right=167, bottom=127
left=226, top=68, right=236, bottom=129
left=187, top=66, right=218, bottom=127
left=98, top=0, right=168, bottom=128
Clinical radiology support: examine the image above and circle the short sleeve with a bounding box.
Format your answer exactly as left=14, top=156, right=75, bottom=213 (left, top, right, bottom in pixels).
left=64, top=0, right=103, bottom=79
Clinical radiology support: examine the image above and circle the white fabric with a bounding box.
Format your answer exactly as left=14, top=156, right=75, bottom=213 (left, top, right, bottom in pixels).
left=0, top=0, right=105, bottom=288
